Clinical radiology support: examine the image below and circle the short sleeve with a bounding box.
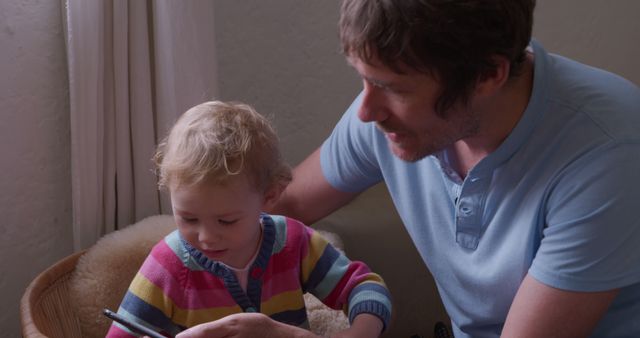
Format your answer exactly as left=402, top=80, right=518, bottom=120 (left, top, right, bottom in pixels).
left=530, top=142, right=640, bottom=291
left=320, top=93, right=383, bottom=193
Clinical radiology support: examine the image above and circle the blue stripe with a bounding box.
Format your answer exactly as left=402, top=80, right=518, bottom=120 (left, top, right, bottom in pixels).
left=349, top=300, right=392, bottom=330
left=304, top=243, right=340, bottom=292
left=120, top=291, right=179, bottom=334
left=269, top=307, right=309, bottom=327
left=348, top=282, right=390, bottom=304
left=313, top=254, right=351, bottom=300
left=347, top=283, right=392, bottom=330
left=269, top=214, right=288, bottom=253
left=348, top=288, right=393, bottom=312
left=165, top=230, right=204, bottom=271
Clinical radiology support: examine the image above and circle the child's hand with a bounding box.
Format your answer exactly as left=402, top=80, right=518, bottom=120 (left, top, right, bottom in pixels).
left=175, top=312, right=320, bottom=338
left=330, top=313, right=384, bottom=338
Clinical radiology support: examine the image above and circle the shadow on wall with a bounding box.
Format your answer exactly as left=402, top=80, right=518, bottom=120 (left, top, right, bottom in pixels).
left=315, top=184, right=450, bottom=338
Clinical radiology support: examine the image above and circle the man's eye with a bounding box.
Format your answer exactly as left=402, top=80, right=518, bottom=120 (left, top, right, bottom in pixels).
left=219, top=219, right=237, bottom=226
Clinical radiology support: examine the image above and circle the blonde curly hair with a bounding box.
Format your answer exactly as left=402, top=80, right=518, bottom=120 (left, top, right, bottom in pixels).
left=154, top=101, right=291, bottom=192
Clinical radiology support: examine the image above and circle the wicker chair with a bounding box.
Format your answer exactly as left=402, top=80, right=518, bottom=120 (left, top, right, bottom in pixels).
left=20, top=215, right=349, bottom=338
left=20, top=250, right=86, bottom=338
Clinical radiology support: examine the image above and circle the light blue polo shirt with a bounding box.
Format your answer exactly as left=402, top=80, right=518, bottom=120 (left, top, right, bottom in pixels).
left=320, top=40, right=640, bottom=337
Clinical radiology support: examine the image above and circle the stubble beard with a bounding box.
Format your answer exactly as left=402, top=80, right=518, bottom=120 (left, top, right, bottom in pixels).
left=389, top=109, right=481, bottom=163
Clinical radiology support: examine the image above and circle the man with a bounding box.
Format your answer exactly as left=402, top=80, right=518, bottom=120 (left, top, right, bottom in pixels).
left=177, top=1, right=640, bottom=337
left=272, top=0, right=640, bottom=337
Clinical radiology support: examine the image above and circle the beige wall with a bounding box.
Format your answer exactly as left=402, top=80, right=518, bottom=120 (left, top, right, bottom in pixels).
left=0, top=0, right=73, bottom=336
left=1, top=1, right=638, bottom=337
left=534, top=0, right=639, bottom=85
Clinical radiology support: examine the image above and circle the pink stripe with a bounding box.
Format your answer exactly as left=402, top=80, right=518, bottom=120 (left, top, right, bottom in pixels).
left=183, top=276, right=237, bottom=308
left=106, top=324, right=134, bottom=338
left=143, top=242, right=239, bottom=309
left=265, top=248, right=298, bottom=274
left=141, top=255, right=237, bottom=308
left=285, top=217, right=310, bottom=260
left=149, top=241, right=187, bottom=278
left=258, top=217, right=307, bottom=299
left=260, top=267, right=302, bottom=300
left=323, top=262, right=371, bottom=307
left=261, top=217, right=306, bottom=276
left=285, top=217, right=308, bottom=243
left=285, top=217, right=306, bottom=234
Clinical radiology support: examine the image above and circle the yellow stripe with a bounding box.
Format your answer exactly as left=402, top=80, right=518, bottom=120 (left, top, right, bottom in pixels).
left=129, top=273, right=174, bottom=318
left=361, top=275, right=386, bottom=286
left=173, top=304, right=242, bottom=327
left=129, top=272, right=243, bottom=327
left=260, top=289, right=305, bottom=315
left=300, top=231, right=329, bottom=283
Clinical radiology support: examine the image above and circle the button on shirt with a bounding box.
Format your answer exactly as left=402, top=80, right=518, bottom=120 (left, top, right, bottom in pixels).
left=320, top=40, right=640, bottom=337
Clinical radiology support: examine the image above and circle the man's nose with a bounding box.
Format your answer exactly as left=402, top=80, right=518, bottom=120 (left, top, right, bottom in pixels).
left=357, top=85, right=386, bottom=123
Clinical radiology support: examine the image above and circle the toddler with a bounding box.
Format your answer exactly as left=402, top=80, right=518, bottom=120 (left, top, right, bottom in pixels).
left=106, top=101, right=392, bottom=337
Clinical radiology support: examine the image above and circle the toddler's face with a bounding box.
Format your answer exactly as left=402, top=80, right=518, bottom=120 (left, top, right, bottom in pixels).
left=170, top=174, right=265, bottom=268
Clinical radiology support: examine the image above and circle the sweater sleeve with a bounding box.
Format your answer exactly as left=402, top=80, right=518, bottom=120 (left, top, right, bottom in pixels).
left=106, top=237, right=184, bottom=338
left=297, top=221, right=392, bottom=330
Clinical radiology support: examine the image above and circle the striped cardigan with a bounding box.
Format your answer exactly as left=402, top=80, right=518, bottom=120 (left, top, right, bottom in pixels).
left=106, top=214, right=392, bottom=337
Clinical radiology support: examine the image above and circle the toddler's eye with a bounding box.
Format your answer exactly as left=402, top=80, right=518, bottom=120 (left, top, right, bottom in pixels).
left=182, top=217, right=198, bottom=224
left=219, top=219, right=237, bottom=226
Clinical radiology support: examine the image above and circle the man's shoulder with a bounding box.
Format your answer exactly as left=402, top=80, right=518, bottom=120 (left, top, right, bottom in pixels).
left=546, top=54, right=640, bottom=140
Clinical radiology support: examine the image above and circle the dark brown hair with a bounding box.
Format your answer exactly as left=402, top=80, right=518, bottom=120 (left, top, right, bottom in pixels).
left=339, top=0, right=536, bottom=114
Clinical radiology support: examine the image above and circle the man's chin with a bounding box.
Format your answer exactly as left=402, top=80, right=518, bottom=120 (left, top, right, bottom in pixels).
left=389, top=143, right=429, bottom=163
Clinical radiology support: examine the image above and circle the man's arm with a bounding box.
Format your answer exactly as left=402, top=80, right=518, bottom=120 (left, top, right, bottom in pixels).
left=501, top=274, right=618, bottom=338
left=269, top=147, right=360, bottom=225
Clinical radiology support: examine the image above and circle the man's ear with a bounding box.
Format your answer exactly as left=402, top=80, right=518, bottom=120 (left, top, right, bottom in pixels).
left=262, top=183, right=284, bottom=211
left=475, top=55, right=510, bottom=98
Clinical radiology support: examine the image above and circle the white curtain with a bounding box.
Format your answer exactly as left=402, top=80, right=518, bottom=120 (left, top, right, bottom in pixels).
left=64, top=0, right=219, bottom=250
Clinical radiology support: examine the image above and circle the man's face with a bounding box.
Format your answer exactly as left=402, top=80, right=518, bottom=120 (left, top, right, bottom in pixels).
left=348, top=56, right=480, bottom=162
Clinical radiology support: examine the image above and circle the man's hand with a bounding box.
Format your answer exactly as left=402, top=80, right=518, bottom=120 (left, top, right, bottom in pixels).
left=175, top=313, right=319, bottom=338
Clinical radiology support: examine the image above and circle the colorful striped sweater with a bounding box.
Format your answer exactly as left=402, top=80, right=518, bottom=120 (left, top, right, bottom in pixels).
left=106, top=214, right=392, bottom=337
